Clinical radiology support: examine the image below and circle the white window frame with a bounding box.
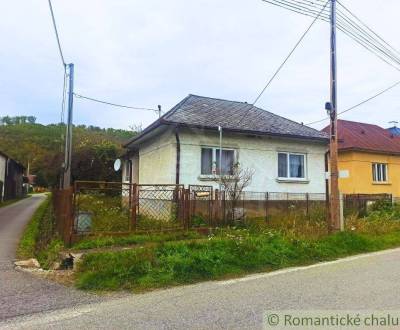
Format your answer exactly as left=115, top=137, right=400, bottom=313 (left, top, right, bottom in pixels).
left=277, top=152, right=307, bottom=180
left=200, top=147, right=236, bottom=177
left=124, top=161, right=131, bottom=183
left=372, top=163, right=388, bottom=183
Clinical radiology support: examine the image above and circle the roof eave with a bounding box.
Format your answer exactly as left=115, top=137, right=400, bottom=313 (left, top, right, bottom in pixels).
left=339, top=147, right=400, bottom=155
left=168, top=122, right=329, bottom=143
left=124, top=120, right=329, bottom=149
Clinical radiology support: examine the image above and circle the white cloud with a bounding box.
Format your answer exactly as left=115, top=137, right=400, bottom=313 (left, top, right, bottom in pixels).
left=1, top=0, right=399, bottom=130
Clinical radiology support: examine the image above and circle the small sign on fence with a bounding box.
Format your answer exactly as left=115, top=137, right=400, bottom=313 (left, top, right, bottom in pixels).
left=74, top=212, right=92, bottom=233
left=194, top=191, right=210, bottom=198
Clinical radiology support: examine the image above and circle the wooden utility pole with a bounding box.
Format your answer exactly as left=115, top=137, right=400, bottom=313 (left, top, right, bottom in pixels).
left=328, top=0, right=340, bottom=231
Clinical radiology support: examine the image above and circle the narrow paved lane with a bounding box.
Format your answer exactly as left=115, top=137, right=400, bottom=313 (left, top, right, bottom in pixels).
left=0, top=195, right=101, bottom=320
left=2, top=247, right=400, bottom=329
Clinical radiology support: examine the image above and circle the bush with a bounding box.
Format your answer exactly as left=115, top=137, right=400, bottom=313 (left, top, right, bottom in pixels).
left=346, top=200, right=400, bottom=235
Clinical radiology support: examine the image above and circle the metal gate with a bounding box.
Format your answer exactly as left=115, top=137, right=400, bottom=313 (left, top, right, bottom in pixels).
left=135, top=184, right=185, bottom=231
left=188, top=185, right=213, bottom=227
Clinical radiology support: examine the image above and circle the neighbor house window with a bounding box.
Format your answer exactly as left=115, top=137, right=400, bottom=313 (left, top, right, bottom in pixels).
left=201, top=147, right=235, bottom=175
left=278, top=152, right=306, bottom=179
left=372, top=163, right=388, bottom=182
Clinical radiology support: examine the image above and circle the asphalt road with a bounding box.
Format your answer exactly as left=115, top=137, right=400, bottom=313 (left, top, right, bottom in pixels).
left=2, top=244, right=400, bottom=329
left=0, top=195, right=101, bottom=320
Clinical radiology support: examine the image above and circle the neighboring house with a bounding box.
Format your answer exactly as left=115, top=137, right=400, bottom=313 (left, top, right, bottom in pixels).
left=123, top=94, right=328, bottom=193
left=388, top=125, right=400, bottom=136
left=0, top=151, right=25, bottom=201
left=322, top=120, right=400, bottom=197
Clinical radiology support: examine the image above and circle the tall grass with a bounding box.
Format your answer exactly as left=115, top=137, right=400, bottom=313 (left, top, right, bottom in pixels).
left=76, top=230, right=400, bottom=291
left=17, top=195, right=64, bottom=269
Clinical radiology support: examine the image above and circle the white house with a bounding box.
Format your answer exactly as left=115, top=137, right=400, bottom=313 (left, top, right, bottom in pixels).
left=123, top=95, right=329, bottom=194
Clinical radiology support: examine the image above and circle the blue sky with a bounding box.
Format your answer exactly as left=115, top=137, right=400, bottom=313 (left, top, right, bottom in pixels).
left=1, top=0, right=399, bottom=131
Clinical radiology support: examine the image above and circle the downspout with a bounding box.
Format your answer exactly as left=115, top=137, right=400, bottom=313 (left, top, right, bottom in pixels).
left=129, top=158, right=133, bottom=184
left=175, top=127, right=180, bottom=185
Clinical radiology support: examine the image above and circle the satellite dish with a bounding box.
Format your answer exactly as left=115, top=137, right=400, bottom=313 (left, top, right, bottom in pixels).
left=113, top=159, right=122, bottom=171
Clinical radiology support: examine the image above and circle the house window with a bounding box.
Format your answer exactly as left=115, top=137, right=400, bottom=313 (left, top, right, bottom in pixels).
left=201, top=147, right=235, bottom=175
left=372, top=163, right=388, bottom=182
left=278, top=152, right=306, bottom=179
left=124, top=161, right=131, bottom=182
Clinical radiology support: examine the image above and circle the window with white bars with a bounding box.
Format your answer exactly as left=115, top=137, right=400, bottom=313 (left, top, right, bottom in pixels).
left=372, top=163, right=388, bottom=182
left=201, top=147, right=235, bottom=175
left=278, top=152, right=306, bottom=179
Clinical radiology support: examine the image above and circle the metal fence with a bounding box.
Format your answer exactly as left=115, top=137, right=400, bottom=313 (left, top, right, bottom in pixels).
left=52, top=181, right=394, bottom=245
left=343, top=193, right=392, bottom=217
left=223, top=191, right=327, bottom=225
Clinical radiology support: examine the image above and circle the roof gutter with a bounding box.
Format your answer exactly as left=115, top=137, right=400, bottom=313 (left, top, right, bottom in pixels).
left=339, top=147, right=400, bottom=156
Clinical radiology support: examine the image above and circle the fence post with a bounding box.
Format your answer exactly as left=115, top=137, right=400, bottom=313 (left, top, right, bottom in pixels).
left=265, top=192, right=269, bottom=223
left=131, top=183, right=137, bottom=232
left=185, top=188, right=190, bottom=229
left=214, top=189, right=219, bottom=224
left=286, top=192, right=289, bottom=214
left=339, top=192, right=344, bottom=231
left=306, top=193, right=309, bottom=219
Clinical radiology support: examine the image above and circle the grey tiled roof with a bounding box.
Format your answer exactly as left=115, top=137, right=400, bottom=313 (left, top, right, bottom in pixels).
left=125, top=94, right=328, bottom=146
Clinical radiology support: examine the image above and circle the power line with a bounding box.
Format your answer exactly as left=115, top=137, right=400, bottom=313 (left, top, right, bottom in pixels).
left=261, top=0, right=400, bottom=71
left=337, top=0, right=400, bottom=58
left=253, top=0, right=329, bottom=105
left=73, top=93, right=158, bottom=113
left=306, top=80, right=400, bottom=125
left=60, top=68, right=68, bottom=124
left=47, top=0, right=66, bottom=67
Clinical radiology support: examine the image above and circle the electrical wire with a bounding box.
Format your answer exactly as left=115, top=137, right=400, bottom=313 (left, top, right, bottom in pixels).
left=253, top=0, right=329, bottom=105
left=305, top=80, right=400, bottom=126
left=234, top=0, right=330, bottom=127
left=73, top=93, right=158, bottom=113
left=47, top=0, right=66, bottom=67
left=261, top=0, right=400, bottom=71
left=337, top=0, right=400, bottom=58
left=61, top=68, right=67, bottom=124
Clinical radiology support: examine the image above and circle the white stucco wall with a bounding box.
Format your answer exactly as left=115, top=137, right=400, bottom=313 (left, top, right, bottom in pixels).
left=178, top=128, right=327, bottom=194
left=126, top=128, right=176, bottom=185
left=125, top=126, right=327, bottom=194
left=0, top=154, right=7, bottom=200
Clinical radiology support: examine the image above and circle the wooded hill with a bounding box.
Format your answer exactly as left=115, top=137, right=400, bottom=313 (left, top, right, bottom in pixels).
left=0, top=118, right=136, bottom=187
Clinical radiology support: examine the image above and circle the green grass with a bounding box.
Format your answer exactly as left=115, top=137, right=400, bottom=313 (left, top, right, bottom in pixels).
left=72, top=231, right=204, bottom=250
left=0, top=196, right=28, bottom=208
left=75, top=229, right=400, bottom=292
left=17, top=196, right=50, bottom=259
left=17, top=195, right=64, bottom=269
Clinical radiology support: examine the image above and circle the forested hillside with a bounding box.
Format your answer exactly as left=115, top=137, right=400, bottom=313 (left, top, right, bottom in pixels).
left=0, top=117, right=136, bottom=187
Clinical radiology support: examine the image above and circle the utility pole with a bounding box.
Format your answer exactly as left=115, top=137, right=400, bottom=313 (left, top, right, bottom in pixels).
left=158, top=105, right=162, bottom=118
left=62, top=63, right=74, bottom=189
left=328, top=0, right=340, bottom=231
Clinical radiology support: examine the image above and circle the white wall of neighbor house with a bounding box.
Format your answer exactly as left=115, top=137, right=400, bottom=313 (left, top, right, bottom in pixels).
left=0, top=154, right=6, bottom=200
left=178, top=127, right=327, bottom=194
